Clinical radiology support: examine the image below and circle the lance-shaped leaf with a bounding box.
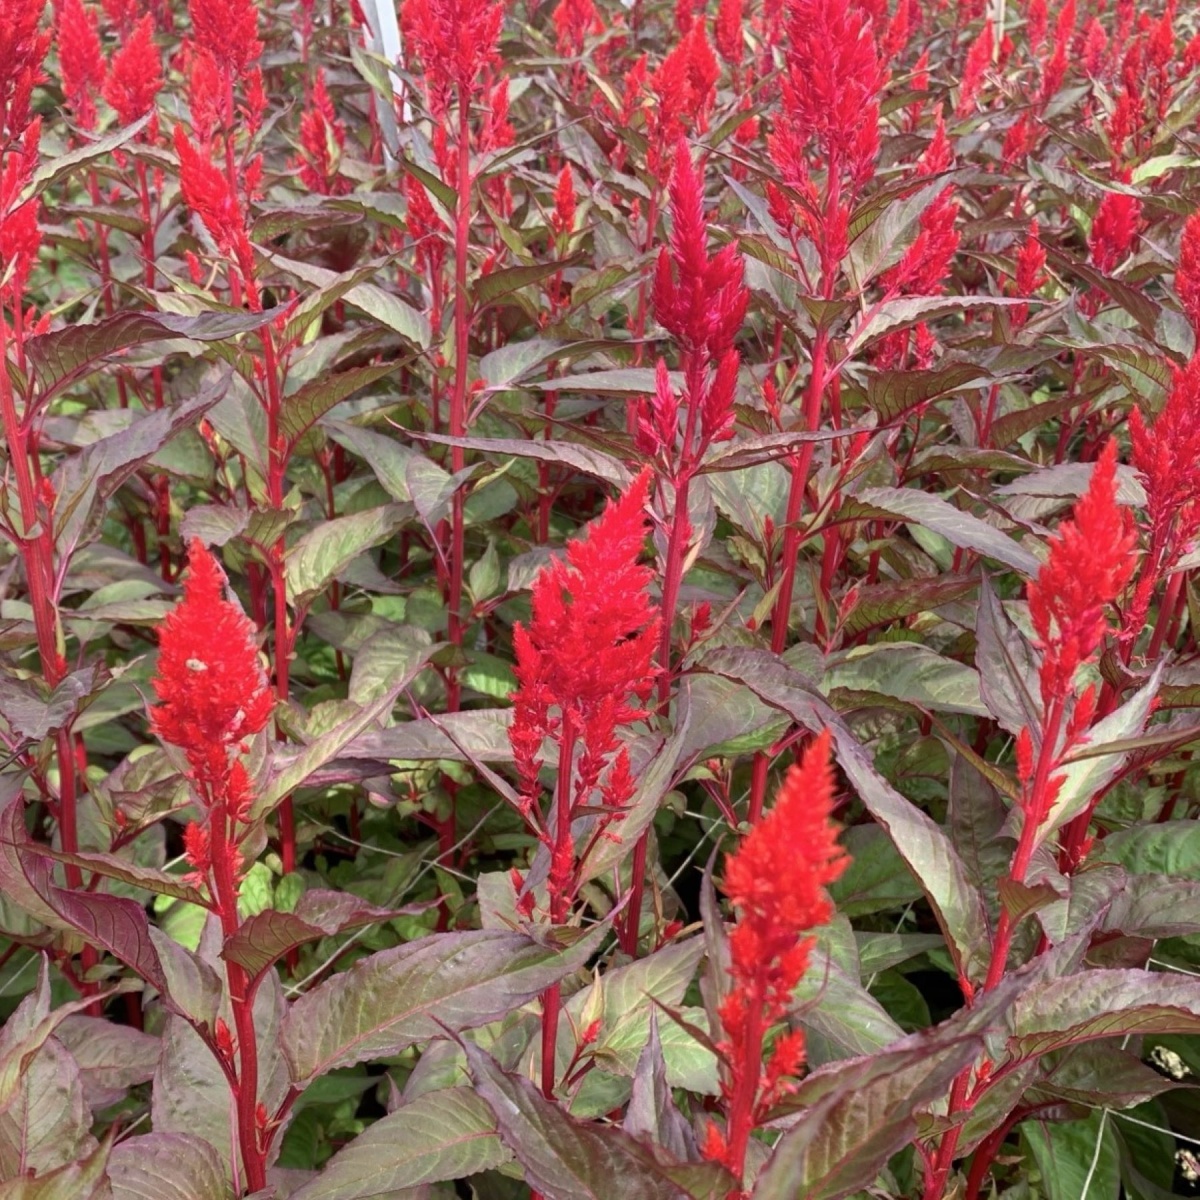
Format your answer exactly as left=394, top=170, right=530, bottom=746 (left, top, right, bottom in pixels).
left=280, top=923, right=608, bottom=1084
left=288, top=1088, right=510, bottom=1200
left=418, top=432, right=632, bottom=487
left=0, top=790, right=174, bottom=1004
left=107, top=1132, right=229, bottom=1200
left=752, top=1035, right=983, bottom=1200
left=223, top=891, right=405, bottom=980
left=280, top=362, right=396, bottom=446
left=0, top=1141, right=111, bottom=1200
left=845, top=295, right=1025, bottom=355
left=285, top=504, right=410, bottom=604
left=464, top=1040, right=736, bottom=1200
left=26, top=310, right=271, bottom=400
left=22, top=847, right=207, bottom=906
left=855, top=486, right=1042, bottom=577
left=1008, top=969, right=1200, bottom=1058
left=974, top=575, right=1043, bottom=739
left=51, top=380, right=228, bottom=561
left=701, top=649, right=990, bottom=985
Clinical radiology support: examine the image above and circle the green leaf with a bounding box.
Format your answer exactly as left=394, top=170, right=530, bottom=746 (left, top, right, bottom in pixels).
left=285, top=505, right=409, bottom=604
left=25, top=115, right=151, bottom=198
left=856, top=486, right=1042, bottom=577
left=846, top=296, right=1024, bottom=355
left=281, top=363, right=396, bottom=445
left=824, top=643, right=986, bottom=716
left=752, top=1035, right=983, bottom=1200
left=288, top=1088, right=510, bottom=1200
left=701, top=649, right=991, bottom=985
left=26, top=310, right=272, bottom=400
left=464, top=1041, right=735, bottom=1200
left=1010, top=969, right=1200, bottom=1057
left=326, top=420, right=421, bottom=502
left=1095, top=822, right=1200, bottom=877
left=474, top=260, right=579, bottom=310
left=108, top=1133, right=231, bottom=1200
left=842, top=574, right=977, bottom=638
left=280, top=924, right=608, bottom=1084
left=222, top=891, right=401, bottom=980
left=1024, top=1110, right=1120, bottom=1200
left=419, top=433, right=632, bottom=487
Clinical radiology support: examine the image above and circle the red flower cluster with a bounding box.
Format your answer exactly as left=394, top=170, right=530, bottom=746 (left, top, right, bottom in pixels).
left=1089, top=183, right=1141, bottom=274
left=402, top=0, right=503, bottom=122
left=508, top=469, right=659, bottom=840
left=1027, top=442, right=1137, bottom=704
left=189, top=0, right=262, bottom=77
left=150, top=540, right=274, bottom=791
left=638, top=142, right=748, bottom=464
left=103, top=15, right=163, bottom=129
left=56, top=0, right=104, bottom=129
left=1177, top=210, right=1200, bottom=335
left=296, top=70, right=349, bottom=196
left=704, top=730, right=848, bottom=1182
left=0, top=0, right=48, bottom=144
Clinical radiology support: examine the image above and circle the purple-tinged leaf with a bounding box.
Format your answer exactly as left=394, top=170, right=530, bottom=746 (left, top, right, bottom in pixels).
left=26, top=310, right=273, bottom=399
left=280, top=362, right=396, bottom=446
left=464, top=1040, right=736, bottom=1200
left=222, top=890, right=405, bottom=980
left=753, top=1035, right=984, bottom=1200
left=845, top=295, right=1025, bottom=356
left=418, top=432, right=632, bottom=487
left=624, top=1012, right=695, bottom=1164
left=107, top=1132, right=228, bottom=1200
left=1031, top=1043, right=1182, bottom=1110
left=288, top=1087, right=510, bottom=1200
left=0, top=1140, right=110, bottom=1200
left=23, top=847, right=207, bottom=906
left=1009, top=969, right=1200, bottom=1057
left=974, top=575, right=1043, bottom=740
left=701, top=649, right=991, bottom=986
left=281, top=924, right=608, bottom=1084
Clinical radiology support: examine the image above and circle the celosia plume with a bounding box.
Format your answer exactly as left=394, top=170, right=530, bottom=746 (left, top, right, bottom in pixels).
left=150, top=540, right=274, bottom=790
left=508, top=470, right=660, bottom=821
left=188, top=0, right=262, bottom=77
left=103, top=15, right=163, bottom=129
left=1176, top=210, right=1200, bottom=334
left=1027, top=442, right=1137, bottom=704
left=401, top=0, right=503, bottom=121
left=56, top=0, right=105, bottom=129
left=296, top=69, right=349, bottom=195
left=1089, top=184, right=1141, bottom=274
left=704, top=729, right=848, bottom=1180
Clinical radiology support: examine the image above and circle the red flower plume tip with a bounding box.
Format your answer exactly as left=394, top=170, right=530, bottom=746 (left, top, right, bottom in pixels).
left=1176, top=209, right=1200, bottom=336
left=1027, top=442, right=1137, bottom=704
left=103, top=15, right=162, bottom=129
left=150, top=540, right=273, bottom=788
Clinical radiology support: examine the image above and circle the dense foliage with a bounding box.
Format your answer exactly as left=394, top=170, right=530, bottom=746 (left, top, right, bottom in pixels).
left=4, top=0, right=1200, bottom=1196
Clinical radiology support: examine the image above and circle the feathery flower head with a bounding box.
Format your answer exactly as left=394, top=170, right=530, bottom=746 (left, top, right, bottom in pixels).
left=188, top=0, right=262, bottom=77
left=1089, top=184, right=1141, bottom=274
left=715, top=0, right=742, bottom=66
left=296, top=69, right=349, bottom=195
left=1176, top=210, right=1200, bottom=335
left=1128, top=357, right=1200, bottom=635
left=0, top=120, right=42, bottom=305
left=552, top=0, right=597, bottom=57
left=705, top=730, right=848, bottom=1175
left=508, top=470, right=660, bottom=812
left=1027, top=442, right=1137, bottom=703
left=0, top=0, right=49, bottom=142
left=401, top=0, right=503, bottom=120
left=150, top=540, right=273, bottom=789
left=56, top=0, right=105, bottom=129
left=771, top=0, right=884, bottom=189
left=104, top=15, right=163, bottom=130
left=550, top=163, right=576, bottom=240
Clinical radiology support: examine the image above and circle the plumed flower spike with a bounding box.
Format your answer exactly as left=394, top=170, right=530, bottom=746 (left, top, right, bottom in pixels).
left=509, top=470, right=660, bottom=812
left=188, top=0, right=262, bottom=76
left=1027, top=442, right=1137, bottom=704
left=1176, top=210, right=1200, bottom=336
left=56, top=0, right=105, bottom=129
left=103, top=15, right=162, bottom=129
left=150, top=540, right=274, bottom=789
left=706, top=729, right=848, bottom=1181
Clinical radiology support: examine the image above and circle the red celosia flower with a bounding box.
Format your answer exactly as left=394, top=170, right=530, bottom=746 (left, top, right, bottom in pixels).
left=550, top=164, right=576, bottom=241
left=174, top=124, right=256, bottom=291
left=188, top=0, right=262, bottom=77
left=296, top=69, right=348, bottom=195
left=1026, top=0, right=1046, bottom=52
left=150, top=540, right=274, bottom=791
left=1082, top=17, right=1108, bottom=77
left=1089, top=184, right=1141, bottom=274
left=0, top=0, right=49, bottom=143
left=56, top=0, right=105, bottom=129
left=401, top=0, right=503, bottom=121
left=552, top=0, right=597, bottom=58
left=770, top=0, right=885, bottom=192
left=1011, top=218, right=1046, bottom=325
left=185, top=46, right=222, bottom=144
left=704, top=729, right=848, bottom=1183
left=715, top=0, right=742, bottom=66
left=1128, top=357, right=1200, bottom=637
left=684, top=20, right=719, bottom=130
left=1176, top=210, right=1200, bottom=335
left=1027, top=442, right=1137, bottom=704
left=0, top=120, right=42, bottom=305
left=956, top=20, right=993, bottom=116
left=104, top=15, right=162, bottom=130
left=508, top=470, right=660, bottom=821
